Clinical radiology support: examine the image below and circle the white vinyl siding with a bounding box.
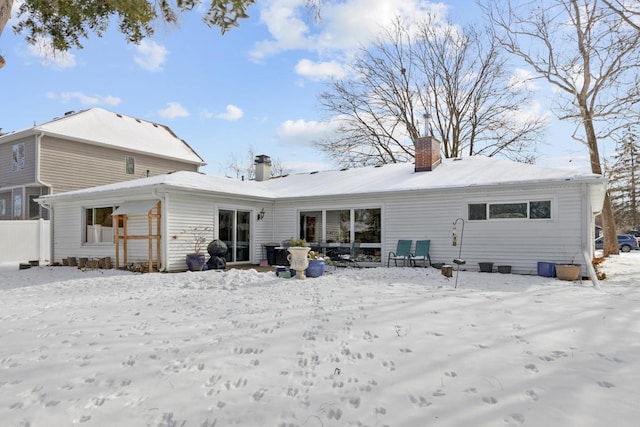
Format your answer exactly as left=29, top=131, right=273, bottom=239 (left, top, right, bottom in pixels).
left=40, top=137, right=199, bottom=194
left=270, top=183, right=584, bottom=274
left=44, top=175, right=596, bottom=274
left=0, top=136, right=37, bottom=185
left=166, top=193, right=270, bottom=271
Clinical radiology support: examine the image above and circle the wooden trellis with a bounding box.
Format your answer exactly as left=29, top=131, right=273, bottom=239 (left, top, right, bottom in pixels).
left=112, top=200, right=161, bottom=272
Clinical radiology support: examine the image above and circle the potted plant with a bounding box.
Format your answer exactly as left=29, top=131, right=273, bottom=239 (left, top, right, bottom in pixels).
left=287, top=237, right=310, bottom=279
left=555, top=263, right=581, bottom=281
left=305, top=251, right=326, bottom=278
left=181, top=226, right=211, bottom=271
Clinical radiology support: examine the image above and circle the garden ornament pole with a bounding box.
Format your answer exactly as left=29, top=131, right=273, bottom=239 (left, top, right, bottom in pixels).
left=452, top=218, right=466, bottom=288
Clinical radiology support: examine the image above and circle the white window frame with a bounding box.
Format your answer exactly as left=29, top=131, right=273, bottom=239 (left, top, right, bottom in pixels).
left=467, top=197, right=555, bottom=222
left=125, top=156, right=135, bottom=175
left=83, top=205, right=118, bottom=245
left=12, top=143, right=25, bottom=171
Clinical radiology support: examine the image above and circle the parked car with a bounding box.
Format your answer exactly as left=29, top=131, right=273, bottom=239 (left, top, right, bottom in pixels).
left=595, top=234, right=639, bottom=252
left=626, top=229, right=640, bottom=238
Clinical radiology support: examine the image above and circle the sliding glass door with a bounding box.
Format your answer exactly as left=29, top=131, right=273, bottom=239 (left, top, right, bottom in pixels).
left=219, top=209, right=251, bottom=263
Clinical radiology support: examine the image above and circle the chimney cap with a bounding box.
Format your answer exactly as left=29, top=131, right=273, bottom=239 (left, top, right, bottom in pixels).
left=254, top=154, right=271, bottom=165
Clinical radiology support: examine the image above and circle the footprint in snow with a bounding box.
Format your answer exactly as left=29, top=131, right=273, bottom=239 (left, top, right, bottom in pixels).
left=524, top=364, right=538, bottom=373
left=409, top=394, right=432, bottom=408
left=482, top=396, right=498, bottom=404
left=597, top=381, right=615, bottom=388
left=504, top=413, right=525, bottom=424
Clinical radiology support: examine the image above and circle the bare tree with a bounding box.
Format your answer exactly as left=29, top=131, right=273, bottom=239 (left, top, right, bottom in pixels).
left=602, top=0, right=640, bottom=32
left=223, top=147, right=292, bottom=180
left=482, top=0, right=640, bottom=256
left=317, top=15, right=546, bottom=167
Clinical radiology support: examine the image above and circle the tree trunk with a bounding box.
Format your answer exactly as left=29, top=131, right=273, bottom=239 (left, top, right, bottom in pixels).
left=0, top=0, right=13, bottom=68
left=581, top=103, right=619, bottom=256
left=600, top=193, right=619, bottom=256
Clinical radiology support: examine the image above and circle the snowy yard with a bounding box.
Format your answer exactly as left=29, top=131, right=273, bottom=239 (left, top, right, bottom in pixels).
left=1, top=254, right=639, bottom=427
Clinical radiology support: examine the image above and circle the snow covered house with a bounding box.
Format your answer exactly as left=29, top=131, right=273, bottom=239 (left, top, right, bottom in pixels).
left=0, top=108, right=205, bottom=220
left=38, top=137, right=606, bottom=275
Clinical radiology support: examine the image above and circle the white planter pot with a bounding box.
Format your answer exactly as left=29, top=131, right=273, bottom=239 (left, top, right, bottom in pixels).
left=287, top=246, right=310, bottom=279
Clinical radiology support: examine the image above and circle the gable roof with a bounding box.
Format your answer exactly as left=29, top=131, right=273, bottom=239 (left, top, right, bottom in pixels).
left=39, top=156, right=605, bottom=203
left=0, top=108, right=205, bottom=166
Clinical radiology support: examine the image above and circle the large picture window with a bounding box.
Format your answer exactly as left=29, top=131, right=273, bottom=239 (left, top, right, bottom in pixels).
left=299, top=207, right=382, bottom=264
left=85, top=206, right=119, bottom=243
left=468, top=200, right=552, bottom=220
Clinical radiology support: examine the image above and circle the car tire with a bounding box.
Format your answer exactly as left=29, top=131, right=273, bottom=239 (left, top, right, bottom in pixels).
left=621, top=244, right=631, bottom=252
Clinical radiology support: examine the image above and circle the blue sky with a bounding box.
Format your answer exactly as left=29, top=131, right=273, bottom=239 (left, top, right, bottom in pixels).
left=0, top=0, right=595, bottom=176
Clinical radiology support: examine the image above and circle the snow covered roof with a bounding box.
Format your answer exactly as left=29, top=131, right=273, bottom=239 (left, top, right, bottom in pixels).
left=40, top=156, right=604, bottom=203
left=0, top=108, right=205, bottom=166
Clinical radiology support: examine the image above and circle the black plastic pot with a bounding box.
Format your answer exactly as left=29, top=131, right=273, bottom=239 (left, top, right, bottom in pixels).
left=478, top=262, right=494, bottom=272
left=497, top=265, right=511, bottom=274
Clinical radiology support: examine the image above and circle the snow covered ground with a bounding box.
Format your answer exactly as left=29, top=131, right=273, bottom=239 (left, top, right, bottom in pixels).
left=1, top=253, right=639, bottom=427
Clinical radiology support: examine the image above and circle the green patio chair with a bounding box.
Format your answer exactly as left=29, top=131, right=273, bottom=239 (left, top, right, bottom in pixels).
left=410, top=240, right=431, bottom=267
left=387, top=240, right=412, bottom=267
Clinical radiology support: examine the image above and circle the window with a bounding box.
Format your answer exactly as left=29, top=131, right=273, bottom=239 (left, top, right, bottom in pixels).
left=299, top=207, right=382, bottom=264
left=468, top=203, right=487, bottom=220
left=326, top=209, right=351, bottom=242
left=354, top=208, right=381, bottom=243
left=468, top=200, right=552, bottom=220
left=13, top=194, right=22, bottom=218
left=85, top=206, right=118, bottom=243
left=489, top=203, right=527, bottom=219
left=12, top=143, right=25, bottom=171
left=125, top=156, right=135, bottom=175
left=529, top=201, right=551, bottom=219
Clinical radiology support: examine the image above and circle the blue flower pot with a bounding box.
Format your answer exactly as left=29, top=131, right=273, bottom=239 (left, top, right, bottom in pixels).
left=305, top=259, right=326, bottom=278
left=186, top=253, right=206, bottom=271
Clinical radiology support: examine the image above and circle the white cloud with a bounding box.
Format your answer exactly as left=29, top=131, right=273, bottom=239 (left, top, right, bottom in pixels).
left=294, top=58, right=347, bottom=80
left=276, top=117, right=341, bottom=146
left=251, top=0, right=449, bottom=61
left=215, top=105, right=244, bottom=121
left=45, top=91, right=121, bottom=106
left=158, top=102, right=189, bottom=119
left=133, top=40, right=168, bottom=72
left=200, top=110, right=215, bottom=119
left=26, top=37, right=76, bottom=69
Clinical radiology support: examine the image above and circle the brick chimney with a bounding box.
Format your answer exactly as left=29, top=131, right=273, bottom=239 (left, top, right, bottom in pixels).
left=414, top=136, right=441, bottom=172
left=254, top=155, right=272, bottom=181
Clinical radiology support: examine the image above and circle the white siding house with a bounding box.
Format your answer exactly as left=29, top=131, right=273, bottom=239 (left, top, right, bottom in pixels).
left=38, top=138, right=606, bottom=276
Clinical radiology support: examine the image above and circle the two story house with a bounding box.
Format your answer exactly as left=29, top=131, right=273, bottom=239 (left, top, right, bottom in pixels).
left=0, top=108, right=205, bottom=221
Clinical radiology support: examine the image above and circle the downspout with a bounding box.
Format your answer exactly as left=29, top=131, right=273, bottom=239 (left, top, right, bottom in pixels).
left=581, top=182, right=600, bottom=288
left=152, top=188, right=168, bottom=272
